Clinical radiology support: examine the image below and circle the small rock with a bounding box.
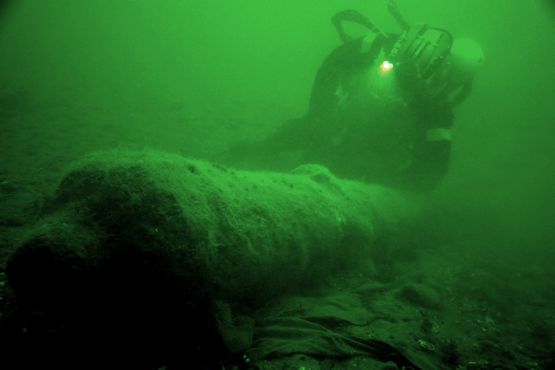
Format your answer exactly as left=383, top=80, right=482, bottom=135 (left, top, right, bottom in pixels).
left=417, top=339, right=436, bottom=352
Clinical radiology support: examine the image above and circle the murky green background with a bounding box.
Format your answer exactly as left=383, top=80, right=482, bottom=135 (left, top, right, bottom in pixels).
left=1, top=0, right=554, bottom=366
left=2, top=0, right=553, bottom=266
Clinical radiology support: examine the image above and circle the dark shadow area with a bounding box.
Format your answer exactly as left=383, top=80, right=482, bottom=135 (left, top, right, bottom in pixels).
left=0, top=0, right=13, bottom=19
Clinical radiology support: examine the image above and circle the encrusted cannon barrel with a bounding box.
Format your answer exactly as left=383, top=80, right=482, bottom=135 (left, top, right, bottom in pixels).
left=3, top=149, right=418, bottom=369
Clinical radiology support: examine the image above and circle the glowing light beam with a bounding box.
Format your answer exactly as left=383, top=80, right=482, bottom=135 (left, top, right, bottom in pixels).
left=379, top=60, right=394, bottom=75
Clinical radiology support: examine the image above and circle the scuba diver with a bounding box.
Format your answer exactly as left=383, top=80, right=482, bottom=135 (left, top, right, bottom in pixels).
left=234, top=0, right=484, bottom=192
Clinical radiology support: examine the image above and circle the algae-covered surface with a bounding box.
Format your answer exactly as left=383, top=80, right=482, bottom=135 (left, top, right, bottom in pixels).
left=1, top=1, right=555, bottom=369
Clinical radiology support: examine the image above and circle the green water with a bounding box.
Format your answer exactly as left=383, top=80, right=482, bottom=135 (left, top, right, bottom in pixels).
left=0, top=1, right=554, bottom=369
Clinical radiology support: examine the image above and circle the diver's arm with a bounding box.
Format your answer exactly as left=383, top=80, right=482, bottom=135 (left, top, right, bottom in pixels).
left=450, top=81, right=473, bottom=106
left=332, top=10, right=386, bottom=43
left=404, top=136, right=451, bottom=191
left=387, top=0, right=410, bottom=30
left=402, top=105, right=454, bottom=192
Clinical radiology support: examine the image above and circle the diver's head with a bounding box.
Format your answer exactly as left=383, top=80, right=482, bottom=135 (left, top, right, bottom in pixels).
left=448, top=37, right=484, bottom=81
